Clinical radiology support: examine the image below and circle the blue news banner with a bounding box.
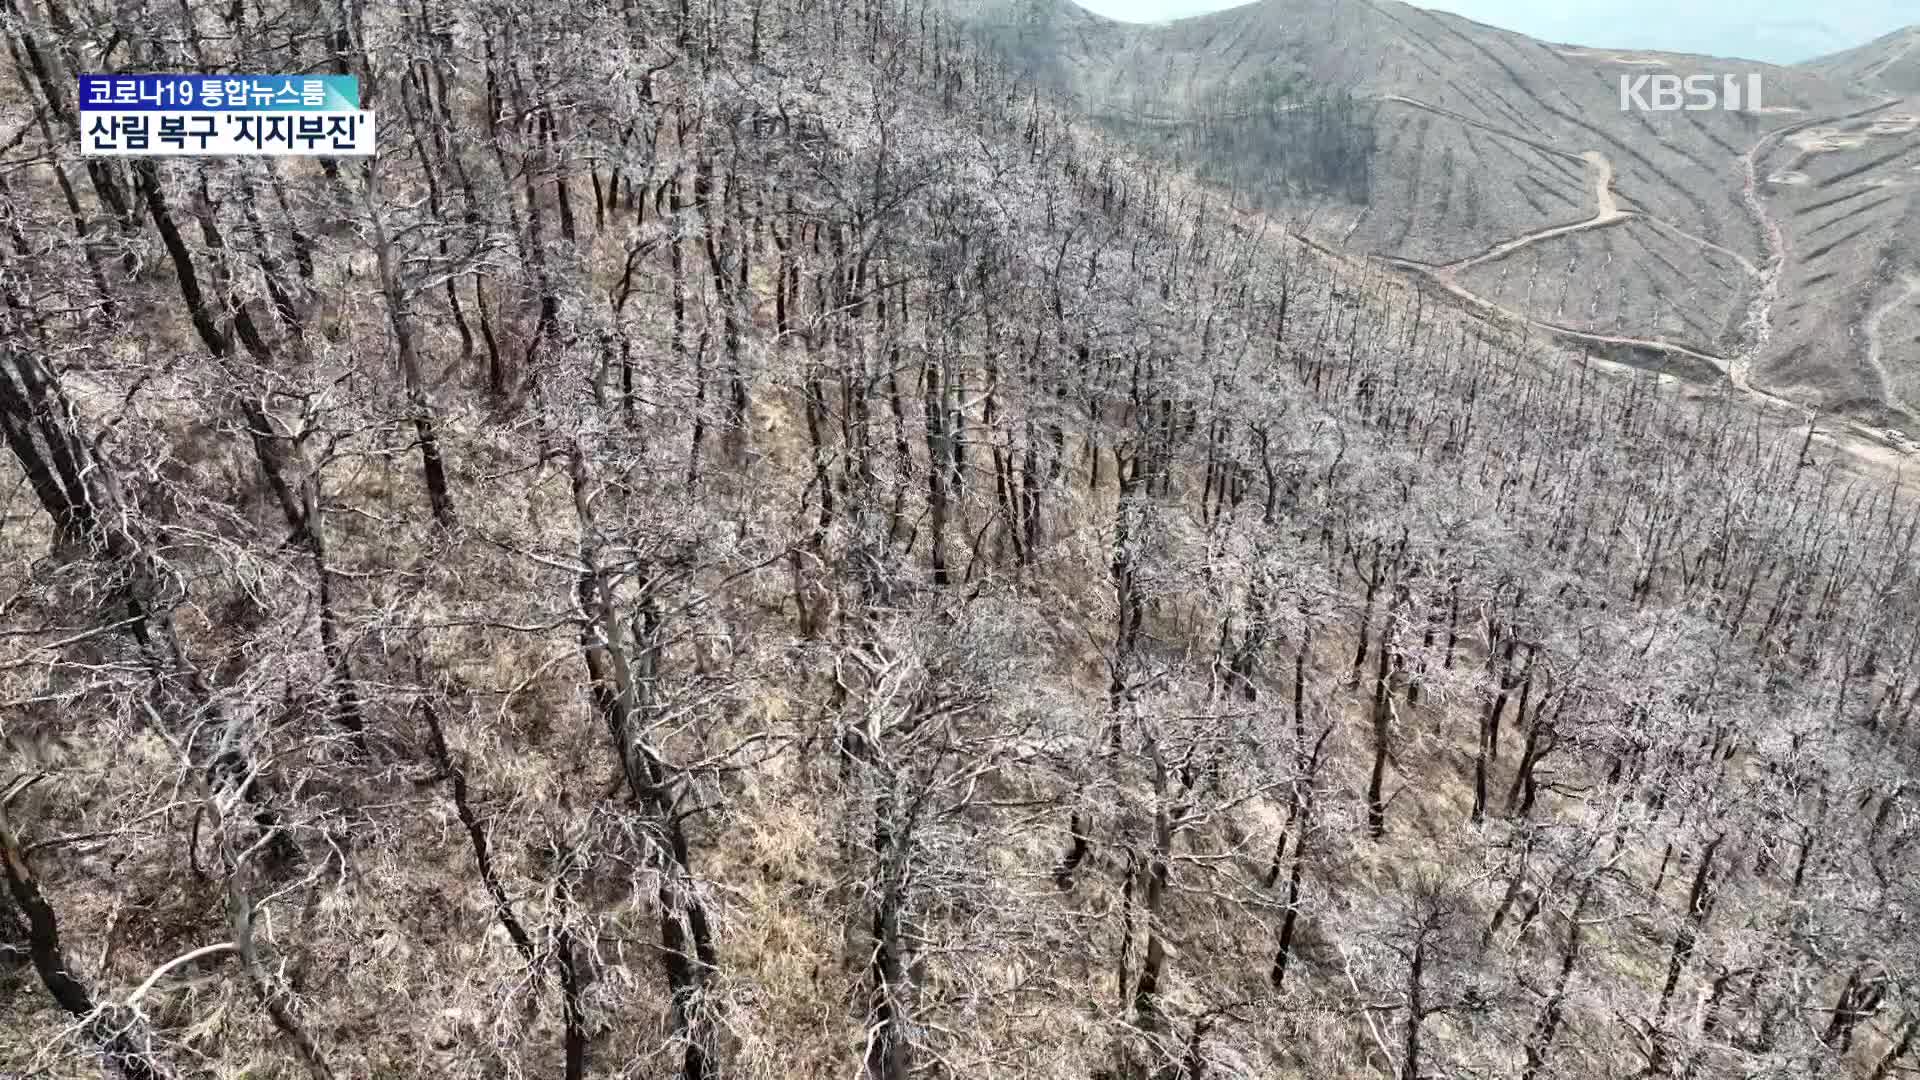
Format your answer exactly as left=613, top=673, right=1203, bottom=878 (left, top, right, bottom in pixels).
left=80, top=74, right=375, bottom=157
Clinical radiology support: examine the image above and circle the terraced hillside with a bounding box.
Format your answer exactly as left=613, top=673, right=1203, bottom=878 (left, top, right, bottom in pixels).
left=967, top=0, right=1920, bottom=444
left=1808, top=26, right=1920, bottom=94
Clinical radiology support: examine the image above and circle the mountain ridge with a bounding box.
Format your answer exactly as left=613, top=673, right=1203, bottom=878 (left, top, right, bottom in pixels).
left=1079, top=0, right=1919, bottom=66
left=967, top=0, right=1920, bottom=443
left=1804, top=24, right=1920, bottom=93
left=4, top=0, right=1920, bottom=1077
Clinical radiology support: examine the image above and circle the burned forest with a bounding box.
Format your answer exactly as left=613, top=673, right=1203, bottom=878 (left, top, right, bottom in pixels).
left=1, top=0, right=1917, bottom=1078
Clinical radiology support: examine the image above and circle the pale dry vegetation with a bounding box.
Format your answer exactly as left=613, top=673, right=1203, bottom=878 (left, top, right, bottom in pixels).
left=1, top=1, right=1918, bottom=1080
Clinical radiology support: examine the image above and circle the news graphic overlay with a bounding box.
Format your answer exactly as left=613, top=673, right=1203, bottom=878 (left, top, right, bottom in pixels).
left=79, top=74, right=376, bottom=157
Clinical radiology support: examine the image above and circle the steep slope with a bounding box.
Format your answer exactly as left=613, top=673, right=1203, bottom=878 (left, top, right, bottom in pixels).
left=970, top=0, right=1920, bottom=440
left=1807, top=25, right=1920, bottom=94
left=3, top=1, right=1920, bottom=1080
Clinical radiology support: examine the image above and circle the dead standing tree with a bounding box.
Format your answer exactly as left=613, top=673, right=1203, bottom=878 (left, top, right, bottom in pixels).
left=0, top=354, right=294, bottom=850
left=0, top=777, right=175, bottom=1080
left=830, top=627, right=1011, bottom=1080
left=568, top=444, right=720, bottom=1080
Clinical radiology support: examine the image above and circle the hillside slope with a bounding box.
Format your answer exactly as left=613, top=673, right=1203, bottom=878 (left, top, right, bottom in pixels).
left=969, top=0, right=1920, bottom=441
left=1807, top=26, right=1920, bottom=94
left=2, top=0, right=1919, bottom=1079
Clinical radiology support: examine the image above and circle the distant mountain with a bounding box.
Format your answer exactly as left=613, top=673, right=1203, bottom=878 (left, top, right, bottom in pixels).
left=1805, top=25, right=1920, bottom=93
left=1415, top=2, right=1908, bottom=64
left=1594, top=18, right=1857, bottom=65
left=1076, top=1, right=1918, bottom=66
left=966, top=0, right=1920, bottom=437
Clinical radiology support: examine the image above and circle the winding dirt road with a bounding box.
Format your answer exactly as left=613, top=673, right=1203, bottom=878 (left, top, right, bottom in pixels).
left=1441, top=151, right=1629, bottom=274
left=1384, top=255, right=1731, bottom=370
left=1370, top=93, right=1918, bottom=479
left=1863, top=274, right=1920, bottom=407
left=1387, top=141, right=1730, bottom=372
left=1381, top=96, right=1761, bottom=279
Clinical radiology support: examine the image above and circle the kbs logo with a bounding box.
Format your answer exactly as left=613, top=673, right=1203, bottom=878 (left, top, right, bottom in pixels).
left=1619, top=73, right=1764, bottom=112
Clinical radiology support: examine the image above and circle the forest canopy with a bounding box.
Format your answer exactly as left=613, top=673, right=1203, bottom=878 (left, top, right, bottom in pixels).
left=0, top=1, right=1915, bottom=1079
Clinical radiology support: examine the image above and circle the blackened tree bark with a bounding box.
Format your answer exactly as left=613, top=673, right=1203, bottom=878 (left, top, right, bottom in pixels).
left=129, top=161, right=367, bottom=743
left=1656, top=833, right=1724, bottom=1019
left=1400, top=904, right=1443, bottom=1080
left=1367, top=579, right=1408, bottom=838
left=1131, top=740, right=1195, bottom=1033
left=0, top=354, right=293, bottom=854
left=1270, top=723, right=1331, bottom=988
left=1519, top=876, right=1595, bottom=1080
left=865, top=776, right=914, bottom=1080
left=555, top=918, right=588, bottom=1080
left=368, top=162, right=457, bottom=528
left=1, top=784, right=173, bottom=1080
left=921, top=316, right=955, bottom=587
left=1474, top=630, right=1520, bottom=823
left=416, top=683, right=536, bottom=962
left=1871, top=1014, right=1916, bottom=1080
left=570, top=446, right=717, bottom=1080
left=1822, top=964, right=1887, bottom=1053
left=1505, top=688, right=1564, bottom=820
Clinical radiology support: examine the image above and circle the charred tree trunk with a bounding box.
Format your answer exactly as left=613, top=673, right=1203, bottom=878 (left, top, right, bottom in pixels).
left=369, top=167, right=457, bottom=529
left=0, top=795, right=173, bottom=1080
left=1401, top=916, right=1435, bottom=1080
left=0, top=356, right=293, bottom=855
left=555, top=920, right=589, bottom=1080
left=1473, top=633, right=1519, bottom=823
left=1519, top=877, right=1594, bottom=1080
left=1053, top=810, right=1090, bottom=889
left=1367, top=583, right=1407, bottom=838
left=922, top=338, right=954, bottom=587
left=1870, top=1014, right=1916, bottom=1080
left=865, top=782, right=914, bottom=1080
left=1131, top=742, right=1193, bottom=1033
left=1822, top=965, right=1887, bottom=1053
left=416, top=687, right=536, bottom=962
left=569, top=447, right=717, bottom=1080
left=1657, top=834, right=1724, bottom=1019
left=1270, top=727, right=1329, bottom=988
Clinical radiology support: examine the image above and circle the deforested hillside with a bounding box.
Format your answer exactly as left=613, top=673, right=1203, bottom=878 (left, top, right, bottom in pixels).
left=1807, top=27, right=1920, bottom=95
left=965, top=0, right=1920, bottom=446
left=2, top=1, right=1919, bottom=1080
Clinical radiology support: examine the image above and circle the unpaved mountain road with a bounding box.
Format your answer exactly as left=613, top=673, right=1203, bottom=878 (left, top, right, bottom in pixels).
left=1441, top=151, right=1630, bottom=275
left=1383, top=254, right=1733, bottom=371
left=1392, top=140, right=1726, bottom=370
left=1381, top=97, right=1760, bottom=278
left=1387, top=253, right=1920, bottom=483
left=1863, top=273, right=1920, bottom=410
left=1371, top=93, right=1919, bottom=480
